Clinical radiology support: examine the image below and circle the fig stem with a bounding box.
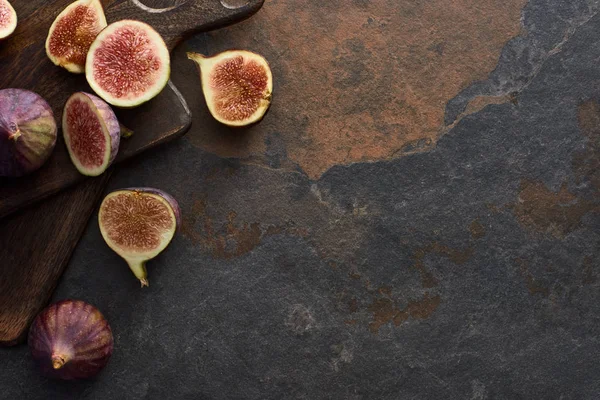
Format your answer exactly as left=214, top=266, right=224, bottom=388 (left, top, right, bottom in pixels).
left=186, top=52, right=207, bottom=65
left=51, top=355, right=66, bottom=370
left=127, top=261, right=149, bottom=288
left=8, top=129, right=21, bottom=141
left=119, top=123, right=134, bottom=138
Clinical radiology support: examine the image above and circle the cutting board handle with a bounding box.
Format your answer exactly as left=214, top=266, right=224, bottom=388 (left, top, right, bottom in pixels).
left=105, top=0, right=265, bottom=51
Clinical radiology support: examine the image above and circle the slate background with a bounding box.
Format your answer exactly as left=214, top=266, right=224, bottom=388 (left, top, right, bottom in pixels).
left=2, top=0, right=600, bottom=398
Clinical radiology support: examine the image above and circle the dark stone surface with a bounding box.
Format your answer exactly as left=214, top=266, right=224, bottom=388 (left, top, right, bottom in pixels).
left=2, top=0, right=600, bottom=398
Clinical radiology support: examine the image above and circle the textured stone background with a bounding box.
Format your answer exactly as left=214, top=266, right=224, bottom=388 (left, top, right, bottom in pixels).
left=2, top=0, right=600, bottom=398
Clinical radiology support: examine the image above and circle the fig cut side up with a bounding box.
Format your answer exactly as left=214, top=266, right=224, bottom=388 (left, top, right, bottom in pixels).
left=187, top=50, right=273, bottom=127
left=62, top=92, right=120, bottom=176
left=46, top=0, right=107, bottom=73
left=86, top=20, right=170, bottom=108
left=0, top=0, right=16, bottom=40
left=99, top=188, right=180, bottom=287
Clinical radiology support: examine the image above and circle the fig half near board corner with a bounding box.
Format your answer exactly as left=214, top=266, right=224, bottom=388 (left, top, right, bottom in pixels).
left=86, top=20, right=170, bottom=108
left=0, top=89, right=58, bottom=178
left=187, top=50, right=273, bottom=127
left=0, top=0, right=17, bottom=40
left=63, top=92, right=120, bottom=177
left=99, top=188, right=180, bottom=287
left=46, top=0, right=107, bottom=73
left=28, top=300, right=113, bottom=380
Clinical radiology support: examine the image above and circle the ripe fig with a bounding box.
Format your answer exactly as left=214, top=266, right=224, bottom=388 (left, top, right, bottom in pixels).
left=86, top=20, right=170, bottom=108
left=46, top=0, right=107, bottom=73
left=0, top=0, right=16, bottom=40
left=187, top=50, right=273, bottom=127
left=0, top=89, right=57, bottom=177
left=28, top=300, right=114, bottom=380
left=99, top=188, right=180, bottom=287
left=63, top=92, right=120, bottom=176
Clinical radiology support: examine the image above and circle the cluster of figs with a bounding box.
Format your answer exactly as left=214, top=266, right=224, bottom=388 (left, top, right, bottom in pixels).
left=1, top=0, right=273, bottom=381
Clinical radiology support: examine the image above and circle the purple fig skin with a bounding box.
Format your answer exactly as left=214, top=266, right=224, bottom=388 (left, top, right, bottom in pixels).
left=28, top=300, right=113, bottom=380
left=63, top=92, right=120, bottom=175
left=124, top=187, right=181, bottom=230
left=83, top=92, right=120, bottom=166
left=0, top=89, right=57, bottom=177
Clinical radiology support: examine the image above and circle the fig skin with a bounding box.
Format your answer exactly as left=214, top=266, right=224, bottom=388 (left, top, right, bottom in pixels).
left=86, top=20, right=171, bottom=108
left=98, top=188, right=180, bottom=287
left=0, top=0, right=17, bottom=40
left=187, top=50, right=273, bottom=127
left=28, top=300, right=114, bottom=380
left=0, top=89, right=58, bottom=177
left=62, top=92, right=120, bottom=176
left=45, top=0, right=108, bottom=73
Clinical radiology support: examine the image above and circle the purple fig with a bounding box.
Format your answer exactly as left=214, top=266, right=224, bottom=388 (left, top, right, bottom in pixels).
left=46, top=0, right=107, bottom=73
left=62, top=92, right=120, bottom=176
left=0, top=0, right=17, bottom=40
left=98, top=188, right=180, bottom=287
left=0, top=89, right=58, bottom=177
left=86, top=20, right=170, bottom=108
left=187, top=50, right=273, bottom=127
left=28, top=300, right=114, bottom=380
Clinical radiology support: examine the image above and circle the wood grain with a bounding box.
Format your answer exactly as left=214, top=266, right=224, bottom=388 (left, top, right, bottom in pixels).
left=0, top=173, right=112, bottom=346
left=0, top=0, right=264, bottom=346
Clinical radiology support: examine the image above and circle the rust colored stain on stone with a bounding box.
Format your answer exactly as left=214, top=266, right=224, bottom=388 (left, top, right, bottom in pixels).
left=412, top=242, right=474, bottom=288
left=469, top=219, right=486, bottom=239
left=368, top=293, right=441, bottom=334
left=511, top=180, right=598, bottom=238
left=348, top=298, right=359, bottom=313
left=575, top=100, right=600, bottom=191
left=190, top=0, right=526, bottom=178
left=182, top=200, right=308, bottom=259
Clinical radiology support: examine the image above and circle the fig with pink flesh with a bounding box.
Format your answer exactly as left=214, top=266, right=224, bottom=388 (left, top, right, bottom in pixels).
left=187, top=50, right=273, bottom=127
left=28, top=300, right=114, bottom=380
left=0, top=89, right=57, bottom=177
left=0, top=0, right=17, bottom=40
left=63, top=92, right=120, bottom=176
left=46, top=0, right=107, bottom=73
left=86, top=20, right=170, bottom=108
left=99, top=188, right=180, bottom=287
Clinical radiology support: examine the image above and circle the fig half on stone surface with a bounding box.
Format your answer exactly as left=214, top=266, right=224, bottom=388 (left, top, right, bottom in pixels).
left=0, top=89, right=57, bottom=177
left=187, top=50, right=273, bottom=127
left=99, top=188, right=180, bottom=287
left=86, top=20, right=170, bottom=108
left=0, top=0, right=17, bottom=40
left=63, top=92, right=120, bottom=176
left=46, top=0, right=107, bottom=73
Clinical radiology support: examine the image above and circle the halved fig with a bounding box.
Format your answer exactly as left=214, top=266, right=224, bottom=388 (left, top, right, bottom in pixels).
left=0, top=0, right=17, bottom=40
left=63, top=92, right=120, bottom=176
left=98, top=188, right=180, bottom=287
left=86, top=20, right=170, bottom=108
left=187, top=50, right=273, bottom=127
left=46, top=0, right=107, bottom=73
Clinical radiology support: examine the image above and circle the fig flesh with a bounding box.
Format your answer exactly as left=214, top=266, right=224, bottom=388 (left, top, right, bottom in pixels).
left=187, top=50, right=273, bottom=127
left=62, top=92, right=120, bottom=176
left=99, top=188, right=180, bottom=287
left=28, top=300, right=114, bottom=380
left=0, top=0, right=16, bottom=40
left=86, top=20, right=170, bottom=108
left=0, top=89, right=57, bottom=177
left=46, top=0, right=107, bottom=73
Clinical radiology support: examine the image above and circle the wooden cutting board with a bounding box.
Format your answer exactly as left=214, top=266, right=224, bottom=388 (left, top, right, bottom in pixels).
left=0, top=0, right=264, bottom=219
left=0, top=0, right=264, bottom=346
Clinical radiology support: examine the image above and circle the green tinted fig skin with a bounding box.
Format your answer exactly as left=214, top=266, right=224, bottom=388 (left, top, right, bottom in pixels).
left=0, top=89, right=57, bottom=177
